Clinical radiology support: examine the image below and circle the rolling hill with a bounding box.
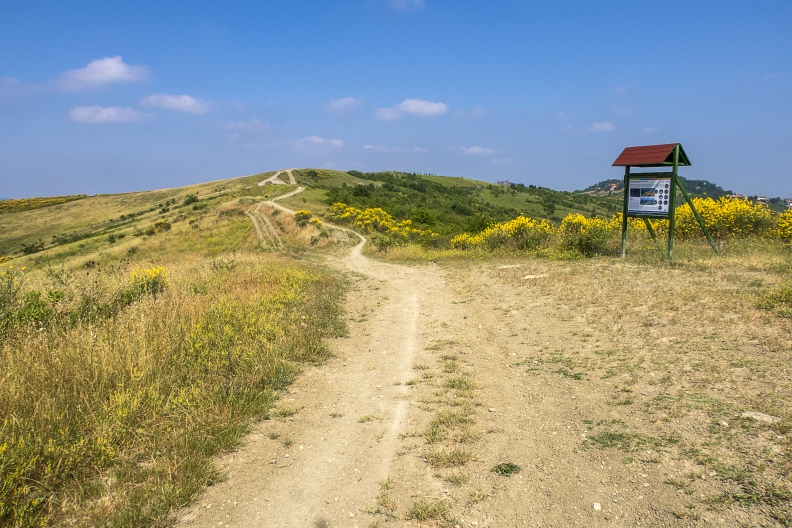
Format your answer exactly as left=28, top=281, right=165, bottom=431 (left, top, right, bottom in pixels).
left=0, top=169, right=622, bottom=260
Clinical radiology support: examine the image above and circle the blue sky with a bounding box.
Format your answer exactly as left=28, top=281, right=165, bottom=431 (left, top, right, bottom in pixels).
left=1, top=1, right=791, bottom=199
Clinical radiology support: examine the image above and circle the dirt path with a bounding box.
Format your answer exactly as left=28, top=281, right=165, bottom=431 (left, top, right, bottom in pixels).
left=244, top=203, right=283, bottom=249
left=177, top=233, right=453, bottom=526
left=177, top=194, right=718, bottom=526
left=257, top=169, right=297, bottom=186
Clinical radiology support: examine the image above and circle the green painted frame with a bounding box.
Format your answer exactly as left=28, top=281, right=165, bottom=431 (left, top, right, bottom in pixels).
left=619, top=144, right=717, bottom=259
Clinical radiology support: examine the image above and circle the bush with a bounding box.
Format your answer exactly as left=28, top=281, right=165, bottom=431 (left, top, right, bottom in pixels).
left=121, top=266, right=167, bottom=305
left=675, top=197, right=776, bottom=240
left=294, top=210, right=312, bottom=227
left=450, top=215, right=554, bottom=251
left=326, top=203, right=440, bottom=247
left=21, top=239, right=44, bottom=255
left=559, top=214, right=618, bottom=256
left=777, top=208, right=792, bottom=242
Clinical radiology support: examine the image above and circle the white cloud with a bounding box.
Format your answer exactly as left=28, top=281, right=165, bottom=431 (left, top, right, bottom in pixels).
left=375, top=107, right=402, bottom=121
left=55, top=56, right=149, bottom=90
left=642, top=126, right=657, bottom=134
left=326, top=97, right=364, bottom=112
left=294, top=136, right=344, bottom=149
left=141, top=93, right=209, bottom=114
left=376, top=98, right=448, bottom=120
left=223, top=118, right=269, bottom=131
left=389, top=0, right=425, bottom=11
left=589, top=121, right=615, bottom=132
left=461, top=146, right=497, bottom=156
left=555, top=111, right=574, bottom=121
left=69, top=105, right=146, bottom=123
left=398, top=98, right=447, bottom=116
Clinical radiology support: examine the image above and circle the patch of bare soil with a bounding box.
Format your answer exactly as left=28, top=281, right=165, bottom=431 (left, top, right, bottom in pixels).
left=178, top=244, right=790, bottom=526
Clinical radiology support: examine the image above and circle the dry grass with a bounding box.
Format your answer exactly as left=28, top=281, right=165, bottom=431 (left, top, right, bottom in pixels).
left=484, top=239, right=792, bottom=524
left=1, top=223, right=346, bottom=526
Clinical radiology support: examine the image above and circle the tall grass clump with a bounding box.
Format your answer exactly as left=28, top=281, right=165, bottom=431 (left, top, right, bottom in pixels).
left=0, top=254, right=345, bottom=527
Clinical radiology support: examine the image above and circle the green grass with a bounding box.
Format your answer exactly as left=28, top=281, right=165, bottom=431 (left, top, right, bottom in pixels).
left=583, top=430, right=676, bottom=452
left=405, top=498, right=452, bottom=523
left=492, top=463, right=521, bottom=476
left=425, top=448, right=474, bottom=468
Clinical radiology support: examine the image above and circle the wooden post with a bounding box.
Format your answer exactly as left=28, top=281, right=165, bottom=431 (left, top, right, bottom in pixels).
left=676, top=180, right=719, bottom=254
left=667, top=145, right=679, bottom=259
left=621, top=166, right=630, bottom=257
left=642, top=218, right=657, bottom=240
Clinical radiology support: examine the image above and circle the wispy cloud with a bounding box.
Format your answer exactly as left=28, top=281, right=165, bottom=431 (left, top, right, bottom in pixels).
left=389, top=0, right=425, bottom=11
left=461, top=146, right=497, bottom=156
left=55, top=56, right=149, bottom=91
left=326, top=97, right=364, bottom=112
left=589, top=121, right=615, bottom=132
left=69, top=105, right=147, bottom=123
left=399, top=98, right=447, bottom=116
left=141, top=93, right=209, bottom=114
left=293, top=136, right=344, bottom=149
left=376, top=98, right=448, bottom=120
left=375, top=107, right=402, bottom=121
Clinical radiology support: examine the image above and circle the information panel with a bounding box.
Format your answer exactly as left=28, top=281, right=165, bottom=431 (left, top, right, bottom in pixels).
left=627, top=177, right=672, bottom=215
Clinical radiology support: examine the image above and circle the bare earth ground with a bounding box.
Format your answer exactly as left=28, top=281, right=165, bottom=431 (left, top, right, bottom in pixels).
left=177, top=186, right=790, bottom=527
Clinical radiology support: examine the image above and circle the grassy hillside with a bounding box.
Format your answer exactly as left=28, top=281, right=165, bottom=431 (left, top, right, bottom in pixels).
left=0, top=170, right=352, bottom=526
left=0, top=172, right=293, bottom=261
left=281, top=169, right=621, bottom=239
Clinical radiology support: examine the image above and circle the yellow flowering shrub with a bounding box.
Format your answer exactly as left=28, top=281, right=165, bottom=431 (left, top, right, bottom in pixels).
left=674, top=197, right=776, bottom=240
left=450, top=215, right=555, bottom=251
left=294, top=209, right=312, bottom=227
left=559, top=214, right=620, bottom=256
left=122, top=266, right=167, bottom=304
left=777, top=208, right=792, bottom=242
left=326, top=203, right=439, bottom=245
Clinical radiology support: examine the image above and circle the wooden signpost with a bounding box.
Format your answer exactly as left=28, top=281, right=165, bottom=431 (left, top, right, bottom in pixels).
left=612, top=143, right=718, bottom=259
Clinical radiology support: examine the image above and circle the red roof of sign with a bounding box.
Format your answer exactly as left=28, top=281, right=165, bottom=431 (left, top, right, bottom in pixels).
left=612, top=143, right=690, bottom=167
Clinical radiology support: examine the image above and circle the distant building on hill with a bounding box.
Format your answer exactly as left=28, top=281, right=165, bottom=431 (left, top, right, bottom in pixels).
left=729, top=194, right=748, bottom=200
left=497, top=180, right=511, bottom=186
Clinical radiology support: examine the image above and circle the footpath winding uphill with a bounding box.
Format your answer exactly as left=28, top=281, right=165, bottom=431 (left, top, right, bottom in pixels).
left=178, top=185, right=697, bottom=527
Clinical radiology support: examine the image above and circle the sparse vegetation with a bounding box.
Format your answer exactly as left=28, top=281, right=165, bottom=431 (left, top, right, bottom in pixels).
left=405, top=498, right=452, bottom=523
left=492, top=463, right=521, bottom=477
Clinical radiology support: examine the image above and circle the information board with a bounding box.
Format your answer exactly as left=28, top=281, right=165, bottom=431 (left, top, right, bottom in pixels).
left=627, top=177, right=672, bottom=215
